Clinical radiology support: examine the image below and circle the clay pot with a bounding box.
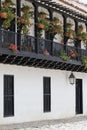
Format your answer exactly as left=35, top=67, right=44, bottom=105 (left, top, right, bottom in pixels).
left=54, top=19, right=59, bottom=25
left=21, top=9, right=28, bottom=14
left=38, top=23, right=45, bottom=29
left=3, top=2, right=11, bottom=7
left=20, top=18, right=26, bottom=24
left=0, top=12, right=8, bottom=19
left=38, top=13, right=47, bottom=19
left=78, top=36, right=82, bottom=40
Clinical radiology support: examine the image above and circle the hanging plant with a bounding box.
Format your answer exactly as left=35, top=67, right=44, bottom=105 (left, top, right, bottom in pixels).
left=21, top=5, right=32, bottom=13
left=0, top=6, right=15, bottom=29
left=37, top=19, right=50, bottom=37
left=76, top=32, right=87, bottom=41
left=18, top=5, right=33, bottom=34
left=50, top=23, right=63, bottom=35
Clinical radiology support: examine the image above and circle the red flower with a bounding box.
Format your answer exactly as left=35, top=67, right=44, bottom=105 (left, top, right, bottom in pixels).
left=9, top=44, right=17, bottom=52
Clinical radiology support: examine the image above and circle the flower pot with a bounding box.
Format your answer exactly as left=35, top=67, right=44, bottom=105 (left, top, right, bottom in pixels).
left=21, top=9, right=28, bottom=13
left=37, top=23, right=45, bottom=29
left=19, top=18, right=26, bottom=24
left=78, top=36, right=82, bottom=40
left=54, top=19, right=59, bottom=25
left=0, top=12, right=8, bottom=19
left=3, top=2, right=11, bottom=7
left=66, top=23, right=73, bottom=28
left=38, top=13, right=47, bottom=19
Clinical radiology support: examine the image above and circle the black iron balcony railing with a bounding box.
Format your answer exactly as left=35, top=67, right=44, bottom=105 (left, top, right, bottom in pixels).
left=0, top=29, right=87, bottom=64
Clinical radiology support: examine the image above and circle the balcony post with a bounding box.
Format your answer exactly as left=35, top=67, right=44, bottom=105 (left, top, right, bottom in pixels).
left=48, top=9, right=53, bottom=56
left=63, top=15, right=67, bottom=45
left=16, top=0, right=21, bottom=50
left=74, top=20, right=81, bottom=48
left=0, top=0, right=1, bottom=9
left=62, top=15, right=67, bottom=53
left=85, top=23, right=87, bottom=50
left=33, top=3, right=39, bottom=53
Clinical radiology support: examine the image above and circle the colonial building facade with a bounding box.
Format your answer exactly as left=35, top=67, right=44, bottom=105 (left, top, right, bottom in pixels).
left=0, top=0, right=87, bottom=125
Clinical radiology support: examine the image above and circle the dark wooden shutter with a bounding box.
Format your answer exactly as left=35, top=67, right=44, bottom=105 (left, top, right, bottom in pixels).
left=43, top=77, right=51, bottom=112
left=4, top=75, right=14, bottom=117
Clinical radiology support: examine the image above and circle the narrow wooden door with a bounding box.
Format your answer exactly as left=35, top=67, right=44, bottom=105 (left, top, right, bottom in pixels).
left=76, top=79, right=83, bottom=114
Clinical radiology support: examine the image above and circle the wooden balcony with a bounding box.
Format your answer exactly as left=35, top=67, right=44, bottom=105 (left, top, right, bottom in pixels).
left=0, top=29, right=87, bottom=72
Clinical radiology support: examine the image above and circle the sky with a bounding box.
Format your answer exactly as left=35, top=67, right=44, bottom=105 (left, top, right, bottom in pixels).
left=79, top=0, right=87, bottom=4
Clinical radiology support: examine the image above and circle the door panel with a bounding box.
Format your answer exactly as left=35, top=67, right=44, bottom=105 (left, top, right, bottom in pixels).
left=76, top=79, right=83, bottom=114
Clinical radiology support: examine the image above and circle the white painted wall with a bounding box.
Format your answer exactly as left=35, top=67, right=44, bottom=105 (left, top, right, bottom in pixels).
left=0, top=64, right=87, bottom=124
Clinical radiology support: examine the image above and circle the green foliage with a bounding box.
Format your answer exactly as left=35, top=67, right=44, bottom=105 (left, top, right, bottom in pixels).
left=18, top=4, right=33, bottom=35
left=81, top=56, right=87, bottom=69
left=1, top=6, right=15, bottom=28
left=59, top=51, right=69, bottom=61
left=65, top=29, right=75, bottom=39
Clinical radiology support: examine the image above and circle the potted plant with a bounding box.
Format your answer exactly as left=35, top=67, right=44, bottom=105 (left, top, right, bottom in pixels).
left=0, top=6, right=15, bottom=28
left=9, top=43, right=18, bottom=52
left=76, top=32, right=87, bottom=41
left=52, top=24, right=63, bottom=34
left=37, top=18, right=50, bottom=37
left=18, top=5, right=33, bottom=34
left=21, top=4, right=32, bottom=13
left=75, top=24, right=87, bottom=42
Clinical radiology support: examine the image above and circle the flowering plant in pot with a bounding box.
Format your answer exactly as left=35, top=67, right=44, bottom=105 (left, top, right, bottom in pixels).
left=9, top=43, right=18, bottom=52
left=37, top=18, right=50, bottom=37
left=0, top=8, right=15, bottom=29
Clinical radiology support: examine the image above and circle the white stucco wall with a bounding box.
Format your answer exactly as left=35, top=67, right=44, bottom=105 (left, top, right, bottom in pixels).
left=0, top=64, right=87, bottom=124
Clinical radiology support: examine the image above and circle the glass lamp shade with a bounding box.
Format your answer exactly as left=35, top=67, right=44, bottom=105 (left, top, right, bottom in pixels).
left=69, top=72, right=75, bottom=85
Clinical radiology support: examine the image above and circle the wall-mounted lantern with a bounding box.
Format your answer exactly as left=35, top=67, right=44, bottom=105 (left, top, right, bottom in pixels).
left=69, top=72, right=75, bottom=85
